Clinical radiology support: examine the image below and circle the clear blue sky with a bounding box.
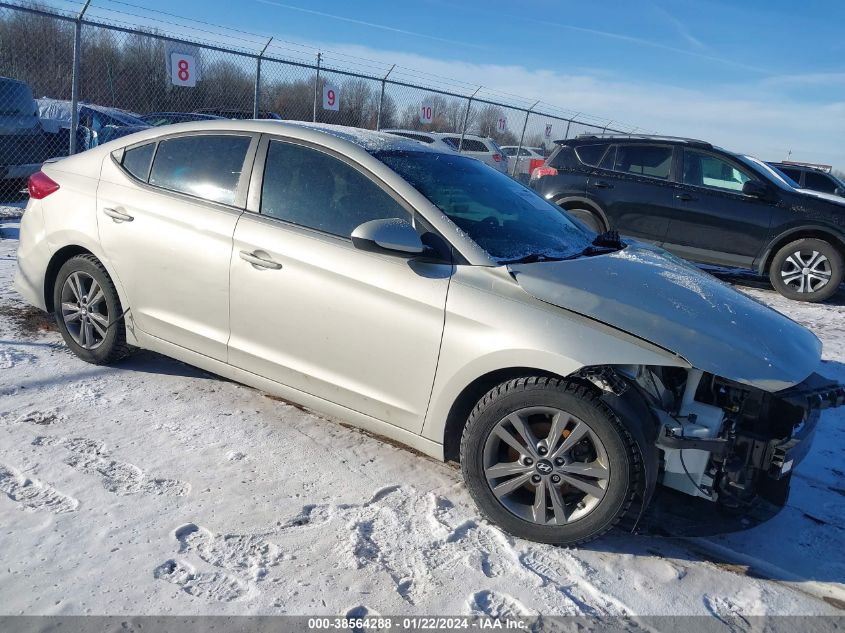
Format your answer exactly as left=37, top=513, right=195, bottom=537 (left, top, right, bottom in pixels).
left=71, top=0, right=845, bottom=166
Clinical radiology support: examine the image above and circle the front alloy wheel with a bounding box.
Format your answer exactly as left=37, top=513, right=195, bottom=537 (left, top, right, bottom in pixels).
left=483, top=406, right=609, bottom=525
left=461, top=377, right=642, bottom=546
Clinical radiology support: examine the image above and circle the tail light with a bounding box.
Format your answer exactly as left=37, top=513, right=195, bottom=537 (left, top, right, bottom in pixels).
left=492, top=153, right=502, bottom=162
left=530, top=166, right=558, bottom=181
left=28, top=171, right=60, bottom=199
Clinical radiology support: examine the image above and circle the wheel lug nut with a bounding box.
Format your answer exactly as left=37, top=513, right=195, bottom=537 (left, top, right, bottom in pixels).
left=554, top=457, right=564, bottom=466
left=523, top=457, right=533, bottom=466
left=537, top=446, right=548, bottom=455
left=551, top=474, right=561, bottom=484
left=531, top=475, right=542, bottom=484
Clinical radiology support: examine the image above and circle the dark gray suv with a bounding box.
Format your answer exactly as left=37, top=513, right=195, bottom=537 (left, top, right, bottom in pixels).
left=0, top=77, right=45, bottom=195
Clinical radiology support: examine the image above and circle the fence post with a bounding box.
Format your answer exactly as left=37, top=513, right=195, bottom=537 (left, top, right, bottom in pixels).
left=563, top=119, right=573, bottom=140
left=253, top=37, right=272, bottom=119
left=312, top=51, right=322, bottom=123
left=602, top=120, right=613, bottom=134
left=376, top=64, right=395, bottom=131
left=69, top=0, right=91, bottom=155
left=512, top=100, right=539, bottom=178
left=458, top=86, right=481, bottom=151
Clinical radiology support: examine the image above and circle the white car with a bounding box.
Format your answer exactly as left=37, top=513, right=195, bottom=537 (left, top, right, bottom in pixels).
left=15, top=120, right=843, bottom=545
left=382, top=129, right=509, bottom=174
left=501, top=146, right=546, bottom=182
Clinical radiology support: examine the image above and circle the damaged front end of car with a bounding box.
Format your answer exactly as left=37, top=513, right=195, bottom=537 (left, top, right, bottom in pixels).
left=582, top=364, right=845, bottom=536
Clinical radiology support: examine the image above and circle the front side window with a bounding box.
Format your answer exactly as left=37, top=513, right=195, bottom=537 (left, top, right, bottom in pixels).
left=780, top=167, right=803, bottom=183
left=684, top=149, right=753, bottom=192
left=376, top=150, right=593, bottom=263
left=148, top=134, right=251, bottom=205
left=260, top=141, right=408, bottom=238
left=615, top=144, right=672, bottom=179
left=803, top=171, right=837, bottom=193
left=121, top=143, right=155, bottom=182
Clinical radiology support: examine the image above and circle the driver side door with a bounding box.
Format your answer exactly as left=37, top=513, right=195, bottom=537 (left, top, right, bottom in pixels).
left=227, top=136, right=453, bottom=433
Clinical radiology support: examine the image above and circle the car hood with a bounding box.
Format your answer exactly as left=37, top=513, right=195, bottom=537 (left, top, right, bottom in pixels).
left=509, top=244, right=821, bottom=391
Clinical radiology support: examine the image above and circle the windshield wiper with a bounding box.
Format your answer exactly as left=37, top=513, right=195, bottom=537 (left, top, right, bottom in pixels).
left=499, top=253, right=567, bottom=265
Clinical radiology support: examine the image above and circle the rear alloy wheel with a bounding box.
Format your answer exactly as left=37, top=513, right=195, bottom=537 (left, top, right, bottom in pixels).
left=460, top=377, right=642, bottom=545
left=769, top=238, right=843, bottom=302
left=53, top=255, right=131, bottom=365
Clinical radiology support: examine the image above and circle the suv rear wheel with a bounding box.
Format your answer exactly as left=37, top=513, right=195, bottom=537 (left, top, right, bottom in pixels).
left=769, top=238, right=843, bottom=302
left=460, top=377, right=642, bottom=545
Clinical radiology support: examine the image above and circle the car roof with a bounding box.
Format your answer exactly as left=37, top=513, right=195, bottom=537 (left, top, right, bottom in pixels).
left=113, top=120, right=441, bottom=155
left=561, top=134, right=714, bottom=149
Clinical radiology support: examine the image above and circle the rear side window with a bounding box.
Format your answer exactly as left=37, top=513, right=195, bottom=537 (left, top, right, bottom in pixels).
left=598, top=146, right=616, bottom=170
left=444, top=137, right=488, bottom=152
left=803, top=171, right=837, bottom=193
left=615, top=145, right=672, bottom=179
left=260, top=140, right=408, bottom=238
left=780, top=167, right=802, bottom=183
left=574, top=144, right=607, bottom=166
left=148, top=135, right=251, bottom=205
left=121, top=143, right=155, bottom=182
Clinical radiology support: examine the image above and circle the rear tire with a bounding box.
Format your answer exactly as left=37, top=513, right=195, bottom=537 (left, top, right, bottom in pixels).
left=562, top=206, right=604, bottom=234
left=769, top=238, right=843, bottom=302
left=53, top=255, right=131, bottom=365
left=460, top=376, right=642, bottom=546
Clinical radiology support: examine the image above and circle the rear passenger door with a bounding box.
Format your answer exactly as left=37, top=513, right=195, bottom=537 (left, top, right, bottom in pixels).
left=97, top=132, right=257, bottom=360
left=587, top=143, right=675, bottom=243
left=665, top=148, right=774, bottom=268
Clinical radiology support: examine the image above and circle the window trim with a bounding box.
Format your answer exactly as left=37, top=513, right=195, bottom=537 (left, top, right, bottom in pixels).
left=680, top=147, right=760, bottom=196
left=111, top=130, right=260, bottom=210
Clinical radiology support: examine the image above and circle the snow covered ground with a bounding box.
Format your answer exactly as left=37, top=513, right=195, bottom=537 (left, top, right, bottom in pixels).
left=1, top=206, right=844, bottom=619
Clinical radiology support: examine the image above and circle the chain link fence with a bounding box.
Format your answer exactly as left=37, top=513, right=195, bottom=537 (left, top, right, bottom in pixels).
left=0, top=0, right=645, bottom=200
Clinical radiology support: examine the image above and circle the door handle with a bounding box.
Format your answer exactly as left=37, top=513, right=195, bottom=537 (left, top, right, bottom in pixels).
left=675, top=193, right=696, bottom=202
left=239, top=250, right=282, bottom=270
left=591, top=180, right=613, bottom=189
left=103, top=207, right=134, bottom=222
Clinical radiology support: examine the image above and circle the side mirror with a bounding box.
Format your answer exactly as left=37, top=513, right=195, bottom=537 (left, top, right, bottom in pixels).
left=742, top=180, right=770, bottom=199
left=351, top=218, right=424, bottom=257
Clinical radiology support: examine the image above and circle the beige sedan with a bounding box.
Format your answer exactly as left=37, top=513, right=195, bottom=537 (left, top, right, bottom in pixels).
left=15, top=120, right=842, bottom=544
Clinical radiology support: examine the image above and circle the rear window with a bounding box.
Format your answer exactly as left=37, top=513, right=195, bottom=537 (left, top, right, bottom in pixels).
left=121, top=143, right=156, bottom=181
left=390, top=132, right=434, bottom=144
left=148, top=134, right=251, bottom=205
left=615, top=144, right=672, bottom=179
left=0, top=79, right=36, bottom=116
left=574, top=144, right=607, bottom=166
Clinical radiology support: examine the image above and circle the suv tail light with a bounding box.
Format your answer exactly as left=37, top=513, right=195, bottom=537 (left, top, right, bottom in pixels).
left=28, top=171, right=60, bottom=199
left=530, top=166, right=558, bottom=181
left=492, top=153, right=502, bottom=162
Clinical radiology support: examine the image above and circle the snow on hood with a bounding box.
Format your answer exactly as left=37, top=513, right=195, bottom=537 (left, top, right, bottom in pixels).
left=510, top=243, right=821, bottom=392
left=796, top=188, right=845, bottom=206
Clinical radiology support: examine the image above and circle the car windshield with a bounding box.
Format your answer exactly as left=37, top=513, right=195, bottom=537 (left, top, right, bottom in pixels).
left=738, top=155, right=800, bottom=190
left=375, top=150, right=594, bottom=263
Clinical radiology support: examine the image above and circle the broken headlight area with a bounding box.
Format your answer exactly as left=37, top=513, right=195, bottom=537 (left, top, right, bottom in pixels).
left=623, top=365, right=843, bottom=516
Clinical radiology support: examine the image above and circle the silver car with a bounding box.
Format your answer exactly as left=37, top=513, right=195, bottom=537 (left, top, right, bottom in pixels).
left=15, top=120, right=844, bottom=545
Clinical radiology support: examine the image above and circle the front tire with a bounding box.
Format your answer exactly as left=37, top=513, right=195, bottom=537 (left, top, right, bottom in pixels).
left=53, top=254, right=131, bottom=365
left=769, top=238, right=843, bottom=302
left=460, top=377, right=642, bottom=546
